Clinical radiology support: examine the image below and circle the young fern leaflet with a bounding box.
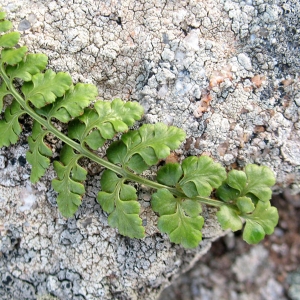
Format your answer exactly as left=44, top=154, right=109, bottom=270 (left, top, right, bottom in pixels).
left=0, top=11, right=279, bottom=248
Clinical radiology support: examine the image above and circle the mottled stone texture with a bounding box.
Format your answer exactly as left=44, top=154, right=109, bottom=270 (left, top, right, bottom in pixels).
left=0, top=0, right=299, bottom=299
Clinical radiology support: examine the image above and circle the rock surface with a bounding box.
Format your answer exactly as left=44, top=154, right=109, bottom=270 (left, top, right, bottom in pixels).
left=0, top=0, right=299, bottom=299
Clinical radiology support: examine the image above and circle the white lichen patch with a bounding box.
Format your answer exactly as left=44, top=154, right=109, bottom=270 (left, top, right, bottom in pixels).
left=281, top=139, right=300, bottom=166
left=18, top=185, right=37, bottom=212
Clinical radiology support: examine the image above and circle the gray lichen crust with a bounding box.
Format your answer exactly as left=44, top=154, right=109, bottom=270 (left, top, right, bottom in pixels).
left=0, top=184, right=222, bottom=299
left=0, top=0, right=299, bottom=299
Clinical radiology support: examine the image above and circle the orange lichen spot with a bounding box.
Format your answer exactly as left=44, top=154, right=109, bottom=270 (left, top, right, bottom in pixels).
left=230, top=122, right=237, bottom=130
left=254, top=125, right=266, bottom=133
left=200, top=151, right=211, bottom=157
left=269, top=109, right=275, bottom=117
left=209, top=67, right=232, bottom=88
left=165, top=152, right=179, bottom=164
left=202, top=93, right=212, bottom=103
left=243, top=133, right=250, bottom=142
left=194, top=92, right=212, bottom=118
left=217, top=141, right=229, bottom=156
left=251, top=74, right=266, bottom=88
left=282, top=99, right=290, bottom=108
left=184, top=136, right=193, bottom=151
left=240, top=107, right=250, bottom=114
left=284, top=174, right=296, bottom=186
left=230, top=162, right=238, bottom=169
left=282, top=78, right=294, bottom=87
left=244, top=86, right=252, bottom=92
left=194, top=137, right=201, bottom=149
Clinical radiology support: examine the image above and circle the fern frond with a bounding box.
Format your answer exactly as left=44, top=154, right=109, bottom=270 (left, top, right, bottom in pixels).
left=0, top=31, right=20, bottom=47
left=0, top=16, right=13, bottom=32
left=178, top=156, right=227, bottom=198
left=48, top=83, right=98, bottom=122
left=22, top=69, right=72, bottom=108
left=107, top=122, right=186, bottom=173
left=0, top=10, right=279, bottom=249
left=97, top=169, right=145, bottom=238
left=1, top=46, right=28, bottom=65
left=68, top=98, right=144, bottom=150
left=6, top=53, right=48, bottom=81
left=52, top=145, right=87, bottom=217
left=26, top=121, right=52, bottom=182
left=0, top=100, right=24, bottom=147
left=152, top=188, right=204, bottom=248
left=36, top=83, right=98, bottom=123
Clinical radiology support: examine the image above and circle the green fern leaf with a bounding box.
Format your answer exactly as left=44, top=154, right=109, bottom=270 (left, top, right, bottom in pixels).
left=1, top=46, right=27, bottom=65
left=0, top=19, right=12, bottom=32
left=216, top=205, right=243, bottom=231
left=214, top=183, right=240, bottom=202
left=6, top=53, right=48, bottom=81
left=156, top=156, right=226, bottom=198
left=217, top=165, right=276, bottom=203
left=178, top=156, right=227, bottom=198
left=217, top=200, right=278, bottom=244
left=0, top=31, right=20, bottom=47
left=22, top=69, right=72, bottom=108
left=242, top=201, right=279, bottom=244
left=26, top=121, right=52, bottom=183
left=47, top=83, right=98, bottom=122
left=242, top=164, right=276, bottom=201
left=152, top=188, right=203, bottom=248
left=97, top=169, right=144, bottom=238
left=0, top=100, right=24, bottom=147
left=52, top=145, right=87, bottom=217
left=156, top=163, right=183, bottom=187
left=68, top=98, right=144, bottom=149
left=107, top=123, right=186, bottom=173
left=0, top=12, right=6, bottom=20
left=236, top=196, right=255, bottom=213
left=216, top=165, right=278, bottom=243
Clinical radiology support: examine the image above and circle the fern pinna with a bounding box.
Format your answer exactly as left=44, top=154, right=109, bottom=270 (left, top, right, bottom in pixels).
left=0, top=11, right=279, bottom=248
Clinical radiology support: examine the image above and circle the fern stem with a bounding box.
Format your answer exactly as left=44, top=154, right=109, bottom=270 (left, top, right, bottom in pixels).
left=124, top=170, right=225, bottom=207
left=0, top=65, right=125, bottom=174
left=193, top=196, right=225, bottom=207
left=0, top=65, right=225, bottom=208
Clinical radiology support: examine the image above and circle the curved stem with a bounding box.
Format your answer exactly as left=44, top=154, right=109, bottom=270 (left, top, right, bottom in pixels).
left=0, top=65, right=126, bottom=175
left=1, top=65, right=226, bottom=209
left=124, top=170, right=225, bottom=207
